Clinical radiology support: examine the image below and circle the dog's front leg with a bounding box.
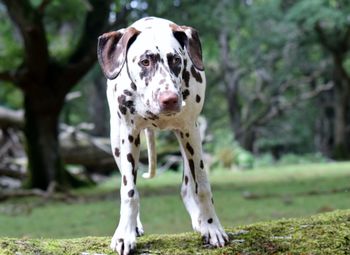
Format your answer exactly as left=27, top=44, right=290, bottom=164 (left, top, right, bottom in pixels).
left=176, top=122, right=228, bottom=247
left=110, top=125, right=141, bottom=255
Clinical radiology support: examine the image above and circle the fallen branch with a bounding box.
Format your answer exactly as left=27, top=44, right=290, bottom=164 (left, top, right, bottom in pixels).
left=0, top=182, right=76, bottom=202
left=0, top=107, right=24, bottom=129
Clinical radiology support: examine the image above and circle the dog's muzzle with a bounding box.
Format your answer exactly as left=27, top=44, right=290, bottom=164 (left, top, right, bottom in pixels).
left=158, top=91, right=181, bottom=114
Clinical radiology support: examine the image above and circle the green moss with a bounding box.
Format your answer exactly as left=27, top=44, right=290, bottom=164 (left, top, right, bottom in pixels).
left=1, top=210, right=349, bottom=254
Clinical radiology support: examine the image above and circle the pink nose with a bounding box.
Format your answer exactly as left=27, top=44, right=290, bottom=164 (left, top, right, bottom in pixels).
left=159, top=91, right=180, bottom=112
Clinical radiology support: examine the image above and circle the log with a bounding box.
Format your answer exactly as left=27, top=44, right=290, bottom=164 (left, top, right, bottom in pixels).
left=0, top=106, right=24, bottom=128
left=59, top=129, right=116, bottom=171
left=0, top=210, right=349, bottom=254
left=0, top=113, right=204, bottom=175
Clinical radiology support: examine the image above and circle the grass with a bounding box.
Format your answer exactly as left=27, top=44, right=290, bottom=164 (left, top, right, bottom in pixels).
left=0, top=162, right=349, bottom=239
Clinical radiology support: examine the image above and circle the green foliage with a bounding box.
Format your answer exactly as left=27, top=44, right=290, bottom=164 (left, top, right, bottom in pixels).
left=0, top=84, right=22, bottom=108
left=255, top=152, right=328, bottom=167
left=286, top=0, right=350, bottom=31
left=1, top=0, right=349, bottom=170
left=44, top=0, right=90, bottom=59
left=0, top=6, right=23, bottom=71
left=208, top=128, right=254, bottom=169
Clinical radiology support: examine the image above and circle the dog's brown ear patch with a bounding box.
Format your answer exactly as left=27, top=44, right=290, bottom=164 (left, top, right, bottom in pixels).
left=97, top=27, right=140, bottom=79
left=171, top=24, right=204, bottom=71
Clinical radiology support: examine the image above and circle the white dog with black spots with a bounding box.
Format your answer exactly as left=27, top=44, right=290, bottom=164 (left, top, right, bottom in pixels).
left=97, top=17, right=228, bottom=255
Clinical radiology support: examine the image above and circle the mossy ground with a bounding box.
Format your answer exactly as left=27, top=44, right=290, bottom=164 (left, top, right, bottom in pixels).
left=1, top=209, right=349, bottom=255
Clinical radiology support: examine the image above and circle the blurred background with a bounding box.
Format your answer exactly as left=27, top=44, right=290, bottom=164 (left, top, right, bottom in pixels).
left=0, top=0, right=349, bottom=238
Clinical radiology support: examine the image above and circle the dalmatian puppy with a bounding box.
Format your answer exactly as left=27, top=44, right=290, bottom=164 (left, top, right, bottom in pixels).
left=97, top=17, right=228, bottom=255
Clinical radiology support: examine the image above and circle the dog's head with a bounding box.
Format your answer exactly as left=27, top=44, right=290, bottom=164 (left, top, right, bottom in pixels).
left=97, top=17, right=204, bottom=116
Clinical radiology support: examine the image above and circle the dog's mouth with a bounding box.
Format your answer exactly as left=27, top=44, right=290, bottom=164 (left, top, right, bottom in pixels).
left=145, top=99, right=184, bottom=119
left=159, top=100, right=186, bottom=117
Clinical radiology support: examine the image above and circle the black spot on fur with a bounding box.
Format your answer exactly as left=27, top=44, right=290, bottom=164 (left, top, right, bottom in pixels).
left=119, top=105, right=127, bottom=115
left=118, top=95, right=126, bottom=105
left=191, top=65, right=203, bottom=83
left=146, top=110, right=159, bottom=120
left=180, top=132, right=184, bottom=139
left=196, top=94, right=201, bottom=103
left=200, top=160, right=204, bottom=169
left=167, top=53, right=181, bottom=77
left=189, top=159, right=195, bottom=181
left=208, top=218, right=213, bottom=224
left=152, top=123, right=157, bottom=127
left=139, top=51, right=161, bottom=85
left=135, top=135, right=140, bottom=147
left=128, top=189, right=135, bottom=197
left=184, top=175, right=189, bottom=185
left=127, top=153, right=135, bottom=170
left=123, top=175, right=127, bottom=186
left=118, top=95, right=134, bottom=115
left=118, top=239, right=124, bottom=255
left=125, top=100, right=134, bottom=109
left=114, top=148, right=120, bottom=157
left=186, top=133, right=190, bottom=137
left=128, top=135, right=134, bottom=143
left=122, top=139, right=125, bottom=144
left=211, top=197, right=214, bottom=204
left=131, top=82, right=137, bottom=91
left=133, top=169, right=137, bottom=184
left=182, top=59, right=190, bottom=87
left=182, top=89, right=190, bottom=100
left=186, top=142, right=194, bottom=156
left=124, top=89, right=133, bottom=96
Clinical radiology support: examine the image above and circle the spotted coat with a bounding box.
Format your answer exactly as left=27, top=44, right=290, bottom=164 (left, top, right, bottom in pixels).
left=97, top=17, right=228, bottom=255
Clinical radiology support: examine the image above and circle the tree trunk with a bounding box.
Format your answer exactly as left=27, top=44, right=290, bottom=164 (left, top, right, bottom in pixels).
left=332, top=55, right=350, bottom=159
left=238, top=129, right=256, bottom=152
left=333, top=85, right=350, bottom=159
left=88, top=72, right=109, bottom=137
left=24, top=92, right=66, bottom=190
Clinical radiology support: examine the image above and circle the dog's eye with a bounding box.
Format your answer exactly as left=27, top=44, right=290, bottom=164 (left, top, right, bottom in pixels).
left=140, top=59, right=150, bottom=67
left=173, top=56, right=181, bottom=65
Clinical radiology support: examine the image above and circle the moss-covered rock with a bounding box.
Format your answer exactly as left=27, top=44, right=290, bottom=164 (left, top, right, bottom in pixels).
left=1, top=210, right=349, bottom=254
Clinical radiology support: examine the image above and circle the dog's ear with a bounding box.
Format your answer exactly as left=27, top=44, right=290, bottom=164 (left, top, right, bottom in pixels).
left=97, top=27, right=140, bottom=79
left=171, top=24, right=204, bottom=71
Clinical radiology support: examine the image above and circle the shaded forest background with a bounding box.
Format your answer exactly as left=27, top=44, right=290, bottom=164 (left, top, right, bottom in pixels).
left=0, top=0, right=350, bottom=191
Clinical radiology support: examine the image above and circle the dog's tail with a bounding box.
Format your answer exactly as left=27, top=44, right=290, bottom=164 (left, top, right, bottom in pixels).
left=142, top=128, right=157, bottom=179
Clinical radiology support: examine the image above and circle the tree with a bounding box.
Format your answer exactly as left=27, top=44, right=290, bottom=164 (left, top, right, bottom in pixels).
left=0, top=0, right=129, bottom=190
left=287, top=0, right=350, bottom=159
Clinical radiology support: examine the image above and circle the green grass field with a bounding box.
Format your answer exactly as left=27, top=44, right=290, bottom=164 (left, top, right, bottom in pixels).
left=0, top=162, right=349, bottom=239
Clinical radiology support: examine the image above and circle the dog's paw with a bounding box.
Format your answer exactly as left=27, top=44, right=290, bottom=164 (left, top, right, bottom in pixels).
left=136, top=217, right=144, bottom=237
left=110, top=232, right=137, bottom=255
left=135, top=226, right=144, bottom=237
left=200, top=221, right=229, bottom=248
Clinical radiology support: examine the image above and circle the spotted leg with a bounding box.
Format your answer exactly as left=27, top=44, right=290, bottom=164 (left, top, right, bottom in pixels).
left=175, top=122, right=228, bottom=247
left=110, top=124, right=142, bottom=255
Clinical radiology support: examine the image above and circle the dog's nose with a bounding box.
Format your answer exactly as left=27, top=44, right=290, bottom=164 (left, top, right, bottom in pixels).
left=159, top=91, right=180, bottom=112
